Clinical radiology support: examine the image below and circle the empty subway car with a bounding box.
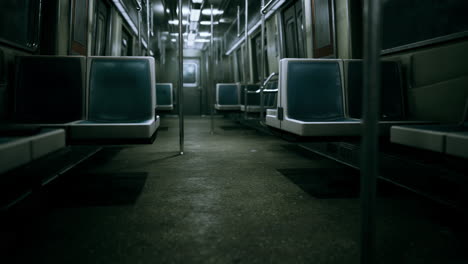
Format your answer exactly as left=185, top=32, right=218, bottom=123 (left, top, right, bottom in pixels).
left=1, top=0, right=467, bottom=263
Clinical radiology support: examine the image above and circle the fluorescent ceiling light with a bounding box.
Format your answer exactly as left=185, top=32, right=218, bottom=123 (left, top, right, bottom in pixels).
left=201, top=9, right=224, bottom=15
left=195, top=39, right=210, bottom=43
left=190, top=9, right=201, bottom=21
left=219, top=18, right=232, bottom=23
left=200, top=21, right=219, bottom=25
left=168, top=19, right=188, bottom=25
left=176, top=6, right=190, bottom=15
left=199, top=32, right=211, bottom=37
left=171, top=38, right=177, bottom=42
left=192, top=0, right=203, bottom=3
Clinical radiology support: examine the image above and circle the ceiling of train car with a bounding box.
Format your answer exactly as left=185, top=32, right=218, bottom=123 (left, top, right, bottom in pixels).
left=152, top=0, right=261, bottom=50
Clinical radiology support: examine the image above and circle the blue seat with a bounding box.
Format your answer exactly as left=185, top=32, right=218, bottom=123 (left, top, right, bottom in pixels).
left=156, top=83, right=174, bottom=111
left=215, top=83, right=240, bottom=110
left=344, top=60, right=405, bottom=120
left=266, top=59, right=361, bottom=136
left=240, top=84, right=262, bottom=112
left=14, top=56, right=86, bottom=124
left=70, top=57, right=159, bottom=143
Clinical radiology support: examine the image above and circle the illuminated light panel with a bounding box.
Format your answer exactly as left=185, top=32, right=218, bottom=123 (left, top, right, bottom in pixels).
left=195, top=39, right=210, bottom=43
left=199, top=32, right=211, bottom=37
left=201, top=9, right=224, bottom=15
left=190, top=9, right=201, bottom=21
left=200, top=21, right=219, bottom=25
left=176, top=6, right=190, bottom=15
left=192, top=0, right=203, bottom=3
left=168, top=19, right=188, bottom=25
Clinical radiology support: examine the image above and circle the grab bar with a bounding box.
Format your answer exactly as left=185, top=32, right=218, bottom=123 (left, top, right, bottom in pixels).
left=261, top=0, right=277, bottom=14
left=263, top=72, right=278, bottom=87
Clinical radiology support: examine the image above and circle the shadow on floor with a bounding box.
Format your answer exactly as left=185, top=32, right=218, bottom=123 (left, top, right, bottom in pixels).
left=278, top=167, right=414, bottom=199
left=45, top=172, right=148, bottom=207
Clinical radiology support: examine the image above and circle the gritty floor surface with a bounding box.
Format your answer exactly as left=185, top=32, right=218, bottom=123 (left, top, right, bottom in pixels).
left=2, top=116, right=468, bottom=263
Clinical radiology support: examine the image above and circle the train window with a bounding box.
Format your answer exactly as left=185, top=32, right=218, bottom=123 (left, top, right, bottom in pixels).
left=282, top=0, right=305, bottom=58
left=382, top=0, right=468, bottom=53
left=183, top=63, right=198, bottom=87
left=0, top=0, right=41, bottom=52
left=93, top=0, right=110, bottom=56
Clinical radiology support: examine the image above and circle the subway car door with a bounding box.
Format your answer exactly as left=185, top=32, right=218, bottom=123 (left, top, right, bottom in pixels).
left=282, top=0, right=305, bottom=58
left=183, top=59, right=201, bottom=115
left=93, top=0, right=110, bottom=56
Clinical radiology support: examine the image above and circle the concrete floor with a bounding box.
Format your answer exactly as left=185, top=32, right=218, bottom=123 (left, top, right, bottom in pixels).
left=2, top=116, right=468, bottom=263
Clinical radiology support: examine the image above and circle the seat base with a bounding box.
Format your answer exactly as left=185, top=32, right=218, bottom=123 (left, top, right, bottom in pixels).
left=446, top=132, right=468, bottom=159
left=0, top=128, right=66, bottom=174
left=156, top=105, right=174, bottom=111
left=215, top=104, right=240, bottom=111
left=69, top=116, right=160, bottom=144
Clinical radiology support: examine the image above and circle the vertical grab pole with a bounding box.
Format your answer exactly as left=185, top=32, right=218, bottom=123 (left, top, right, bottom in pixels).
left=243, top=0, right=248, bottom=120
left=361, top=0, right=382, bottom=263
left=178, top=0, right=184, bottom=155
left=259, top=0, right=265, bottom=120
left=136, top=0, right=142, bottom=55
left=210, top=4, right=215, bottom=134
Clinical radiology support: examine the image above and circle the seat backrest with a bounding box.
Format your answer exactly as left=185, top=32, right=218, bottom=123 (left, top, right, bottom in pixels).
left=14, top=56, right=86, bottom=123
left=345, top=59, right=405, bottom=120
left=263, top=81, right=278, bottom=108
left=87, top=56, right=155, bottom=122
left=282, top=59, right=345, bottom=121
left=217, top=83, right=240, bottom=105
left=240, top=84, right=261, bottom=105
left=156, top=83, right=173, bottom=106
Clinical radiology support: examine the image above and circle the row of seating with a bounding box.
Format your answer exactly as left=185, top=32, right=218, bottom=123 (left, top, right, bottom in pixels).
left=215, top=82, right=277, bottom=112
left=391, top=123, right=468, bottom=159
left=1, top=55, right=160, bottom=176
left=264, top=58, right=425, bottom=136
left=156, top=83, right=174, bottom=111
left=0, top=127, right=65, bottom=175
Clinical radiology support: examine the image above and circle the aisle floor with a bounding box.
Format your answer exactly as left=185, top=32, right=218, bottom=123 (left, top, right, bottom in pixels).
left=2, top=117, right=467, bottom=263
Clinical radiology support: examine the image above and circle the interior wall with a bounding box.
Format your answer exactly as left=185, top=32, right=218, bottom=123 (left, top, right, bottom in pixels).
left=265, top=16, right=280, bottom=74
left=384, top=40, right=468, bottom=123
left=335, top=0, right=351, bottom=59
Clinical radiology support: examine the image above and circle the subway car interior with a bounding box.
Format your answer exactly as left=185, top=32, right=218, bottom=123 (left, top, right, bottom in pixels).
left=1, top=0, right=468, bottom=263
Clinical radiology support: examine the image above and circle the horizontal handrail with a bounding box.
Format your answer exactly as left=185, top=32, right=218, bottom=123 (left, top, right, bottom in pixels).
left=263, top=72, right=278, bottom=87
left=249, top=88, right=278, bottom=94
left=261, top=0, right=277, bottom=14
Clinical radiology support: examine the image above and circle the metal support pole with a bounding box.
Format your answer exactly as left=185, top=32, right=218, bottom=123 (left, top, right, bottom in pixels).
left=259, top=0, right=266, bottom=120
left=178, top=0, right=184, bottom=155
left=136, top=1, right=142, bottom=55
left=361, top=0, right=382, bottom=263
left=237, top=6, right=241, bottom=37
left=210, top=4, right=215, bottom=134
left=146, top=0, right=150, bottom=54
left=243, top=0, right=248, bottom=120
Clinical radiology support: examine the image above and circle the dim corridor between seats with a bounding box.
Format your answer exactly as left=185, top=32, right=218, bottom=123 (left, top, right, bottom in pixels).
left=1, top=117, right=466, bottom=264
